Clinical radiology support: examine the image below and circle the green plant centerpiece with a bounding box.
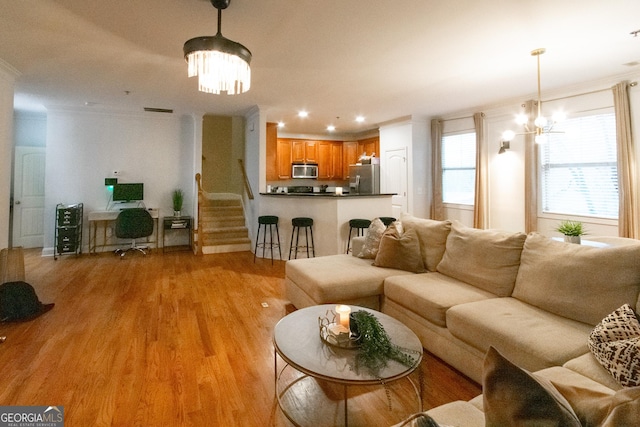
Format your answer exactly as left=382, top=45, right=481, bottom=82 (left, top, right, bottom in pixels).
left=555, top=220, right=585, bottom=244
left=172, top=189, right=184, bottom=216
left=350, top=310, right=417, bottom=377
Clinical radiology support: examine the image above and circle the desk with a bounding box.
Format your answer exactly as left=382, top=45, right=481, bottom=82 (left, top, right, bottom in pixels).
left=88, top=209, right=159, bottom=254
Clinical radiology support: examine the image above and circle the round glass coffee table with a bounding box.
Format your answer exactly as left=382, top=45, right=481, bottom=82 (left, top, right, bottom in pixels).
left=273, top=305, right=423, bottom=426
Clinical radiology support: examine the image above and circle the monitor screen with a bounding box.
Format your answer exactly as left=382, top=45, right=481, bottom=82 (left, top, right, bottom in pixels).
left=112, top=183, right=144, bottom=202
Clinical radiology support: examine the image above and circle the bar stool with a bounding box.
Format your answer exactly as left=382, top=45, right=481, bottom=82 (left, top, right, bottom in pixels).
left=289, top=217, right=315, bottom=259
left=379, top=217, right=397, bottom=227
left=346, top=218, right=372, bottom=253
left=254, top=215, right=281, bottom=264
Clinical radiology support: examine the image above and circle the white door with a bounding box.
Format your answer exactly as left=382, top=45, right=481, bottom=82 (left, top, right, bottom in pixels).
left=12, top=147, right=46, bottom=248
left=385, top=148, right=408, bottom=218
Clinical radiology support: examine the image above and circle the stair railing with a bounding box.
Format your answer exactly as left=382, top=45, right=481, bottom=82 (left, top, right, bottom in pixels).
left=195, top=173, right=203, bottom=255
left=238, top=159, right=254, bottom=200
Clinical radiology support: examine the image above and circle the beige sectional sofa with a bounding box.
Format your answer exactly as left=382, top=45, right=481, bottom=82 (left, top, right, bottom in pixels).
left=284, top=215, right=640, bottom=425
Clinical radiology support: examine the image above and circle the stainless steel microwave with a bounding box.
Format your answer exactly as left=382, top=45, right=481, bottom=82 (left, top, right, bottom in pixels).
left=292, top=163, right=318, bottom=179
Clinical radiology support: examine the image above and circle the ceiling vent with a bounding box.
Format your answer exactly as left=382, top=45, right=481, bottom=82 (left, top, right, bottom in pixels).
left=144, top=107, right=174, bottom=113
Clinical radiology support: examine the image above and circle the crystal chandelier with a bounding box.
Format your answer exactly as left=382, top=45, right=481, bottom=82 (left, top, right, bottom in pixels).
left=501, top=48, right=564, bottom=149
left=183, top=0, right=252, bottom=95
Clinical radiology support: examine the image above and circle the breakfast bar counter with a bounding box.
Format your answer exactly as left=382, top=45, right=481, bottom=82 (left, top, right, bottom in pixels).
left=258, top=193, right=394, bottom=257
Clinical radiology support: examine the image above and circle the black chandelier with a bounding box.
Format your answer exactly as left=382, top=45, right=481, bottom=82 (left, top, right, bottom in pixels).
left=183, top=0, right=252, bottom=95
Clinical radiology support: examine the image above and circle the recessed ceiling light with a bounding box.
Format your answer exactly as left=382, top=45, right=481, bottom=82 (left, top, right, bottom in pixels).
left=277, top=121, right=285, bottom=128
left=355, top=116, right=365, bottom=123
left=327, top=125, right=336, bottom=132
left=298, top=111, right=308, bottom=118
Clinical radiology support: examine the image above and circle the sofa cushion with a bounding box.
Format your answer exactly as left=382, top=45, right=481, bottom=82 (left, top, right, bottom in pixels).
left=373, top=222, right=425, bottom=273
left=384, top=272, right=497, bottom=327
left=436, top=221, right=526, bottom=297
left=447, top=297, right=593, bottom=373
left=286, top=254, right=413, bottom=304
left=512, top=233, right=640, bottom=325
left=588, top=304, right=640, bottom=387
left=563, top=353, right=624, bottom=391
left=357, top=217, right=386, bottom=259
left=483, top=347, right=581, bottom=427
left=400, top=215, right=451, bottom=272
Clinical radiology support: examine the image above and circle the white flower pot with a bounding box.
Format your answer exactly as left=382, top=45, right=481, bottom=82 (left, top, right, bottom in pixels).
left=564, top=235, right=581, bottom=244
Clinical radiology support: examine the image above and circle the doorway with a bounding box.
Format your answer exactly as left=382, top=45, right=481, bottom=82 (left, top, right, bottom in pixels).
left=384, top=147, right=408, bottom=218
left=12, top=146, right=46, bottom=248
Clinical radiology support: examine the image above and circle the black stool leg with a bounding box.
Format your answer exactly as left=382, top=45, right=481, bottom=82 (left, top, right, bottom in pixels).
left=275, top=224, right=282, bottom=261
left=309, top=226, right=315, bottom=257
left=253, top=224, right=261, bottom=263
left=289, top=226, right=298, bottom=260
left=268, top=223, right=274, bottom=265
left=346, top=227, right=353, bottom=253
left=294, top=226, right=301, bottom=259
left=304, top=226, right=310, bottom=258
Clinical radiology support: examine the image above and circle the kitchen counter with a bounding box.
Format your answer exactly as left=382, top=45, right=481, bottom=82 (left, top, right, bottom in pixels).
left=257, top=193, right=394, bottom=257
left=259, top=192, right=395, bottom=197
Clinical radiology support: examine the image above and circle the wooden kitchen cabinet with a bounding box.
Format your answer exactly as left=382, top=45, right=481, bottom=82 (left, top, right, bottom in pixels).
left=318, top=141, right=343, bottom=179
left=291, top=140, right=318, bottom=163
left=358, top=136, right=379, bottom=157
left=343, top=141, right=359, bottom=178
left=277, top=139, right=292, bottom=179
left=331, top=142, right=343, bottom=179
left=266, top=122, right=279, bottom=181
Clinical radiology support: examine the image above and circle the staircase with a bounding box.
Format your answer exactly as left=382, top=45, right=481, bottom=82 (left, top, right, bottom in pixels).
left=195, top=186, right=252, bottom=255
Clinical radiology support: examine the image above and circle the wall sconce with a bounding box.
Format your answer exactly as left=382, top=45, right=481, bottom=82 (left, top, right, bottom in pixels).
left=498, top=140, right=510, bottom=154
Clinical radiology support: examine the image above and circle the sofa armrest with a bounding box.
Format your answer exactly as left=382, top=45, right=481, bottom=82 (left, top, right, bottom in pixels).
left=351, top=236, right=366, bottom=257
left=1, top=247, right=26, bottom=283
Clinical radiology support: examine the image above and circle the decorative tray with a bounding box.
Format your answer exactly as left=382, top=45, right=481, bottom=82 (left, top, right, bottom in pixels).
left=318, top=309, right=361, bottom=349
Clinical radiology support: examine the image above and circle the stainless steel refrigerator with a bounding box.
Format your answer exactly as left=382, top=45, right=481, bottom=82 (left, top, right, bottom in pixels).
left=348, top=164, right=380, bottom=194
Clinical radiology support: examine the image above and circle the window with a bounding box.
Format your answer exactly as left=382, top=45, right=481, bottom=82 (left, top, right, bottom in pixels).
left=540, top=112, right=618, bottom=219
left=442, top=132, right=476, bottom=205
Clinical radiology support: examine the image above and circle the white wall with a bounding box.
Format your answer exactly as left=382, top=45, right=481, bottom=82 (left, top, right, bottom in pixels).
left=42, top=107, right=197, bottom=254
left=14, top=111, right=46, bottom=147
left=379, top=118, right=429, bottom=218
left=0, top=61, right=19, bottom=248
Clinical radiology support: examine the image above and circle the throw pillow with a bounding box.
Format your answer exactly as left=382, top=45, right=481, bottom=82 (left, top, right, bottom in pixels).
left=588, top=304, right=640, bottom=387
left=483, top=346, right=581, bottom=427
left=436, top=221, right=526, bottom=296
left=400, top=215, right=451, bottom=272
left=373, top=222, right=425, bottom=273
left=357, top=217, right=386, bottom=259
left=551, top=381, right=640, bottom=427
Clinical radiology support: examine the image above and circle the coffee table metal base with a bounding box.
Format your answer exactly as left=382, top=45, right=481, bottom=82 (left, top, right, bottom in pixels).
left=275, top=354, right=422, bottom=427
left=272, top=305, right=423, bottom=427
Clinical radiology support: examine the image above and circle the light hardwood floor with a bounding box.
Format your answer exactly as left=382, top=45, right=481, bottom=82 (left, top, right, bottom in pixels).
left=0, top=249, right=481, bottom=426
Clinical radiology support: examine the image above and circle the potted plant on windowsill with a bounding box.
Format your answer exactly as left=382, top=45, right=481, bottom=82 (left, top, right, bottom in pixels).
left=172, top=189, right=184, bottom=217
left=556, top=220, right=585, bottom=244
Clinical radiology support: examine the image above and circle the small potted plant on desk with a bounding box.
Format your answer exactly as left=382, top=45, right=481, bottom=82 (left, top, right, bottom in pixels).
left=556, top=220, right=585, bottom=244
left=172, top=189, right=184, bottom=217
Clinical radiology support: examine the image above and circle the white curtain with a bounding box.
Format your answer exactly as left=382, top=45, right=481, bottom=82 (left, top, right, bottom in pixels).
left=522, top=100, right=538, bottom=233
left=473, top=113, right=487, bottom=229
left=612, top=81, right=638, bottom=238
left=430, top=119, right=444, bottom=220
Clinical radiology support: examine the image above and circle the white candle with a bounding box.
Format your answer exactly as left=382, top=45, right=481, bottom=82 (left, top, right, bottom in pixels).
left=336, top=305, right=350, bottom=328
left=335, top=187, right=343, bottom=195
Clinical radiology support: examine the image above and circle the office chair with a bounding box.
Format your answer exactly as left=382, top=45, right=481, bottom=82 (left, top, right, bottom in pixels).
left=114, top=208, right=154, bottom=258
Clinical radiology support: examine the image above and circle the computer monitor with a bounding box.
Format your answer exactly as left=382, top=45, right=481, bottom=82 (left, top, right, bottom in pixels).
left=112, top=183, right=144, bottom=202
